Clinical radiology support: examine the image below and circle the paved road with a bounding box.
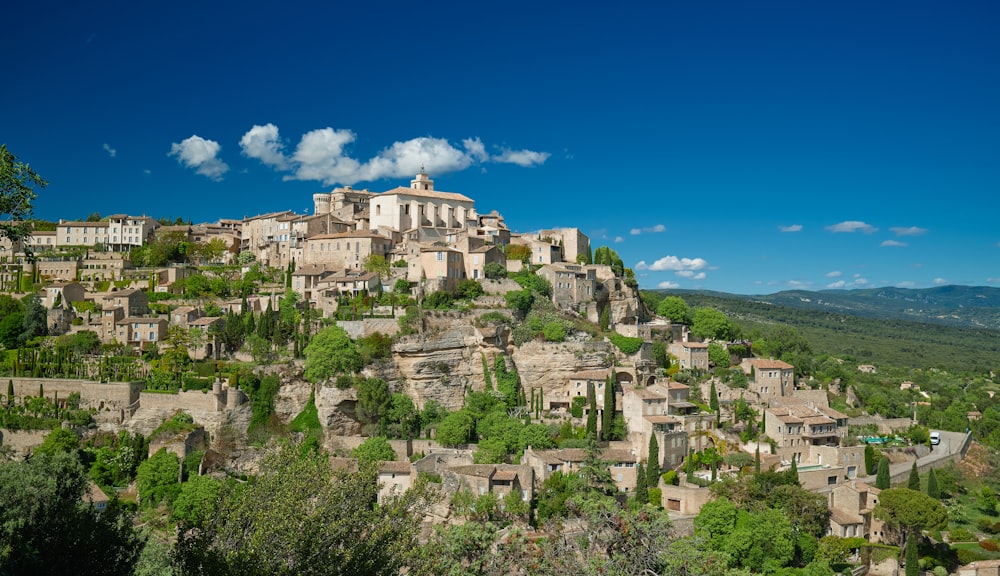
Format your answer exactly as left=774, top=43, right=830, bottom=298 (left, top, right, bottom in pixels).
left=856, top=429, right=970, bottom=484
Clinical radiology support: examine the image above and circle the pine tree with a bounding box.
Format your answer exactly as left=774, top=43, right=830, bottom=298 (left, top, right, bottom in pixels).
left=908, top=461, right=920, bottom=490
left=602, top=375, right=615, bottom=439
left=635, top=462, right=649, bottom=504
left=876, top=456, right=891, bottom=490
left=647, top=434, right=660, bottom=486
left=927, top=467, right=940, bottom=498
left=586, top=381, right=598, bottom=439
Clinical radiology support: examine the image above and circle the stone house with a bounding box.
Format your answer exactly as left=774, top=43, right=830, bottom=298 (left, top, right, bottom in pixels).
left=741, top=358, right=795, bottom=400
left=35, top=258, right=81, bottom=283
left=302, top=231, right=393, bottom=271
left=103, top=288, right=149, bottom=316
left=115, top=317, right=168, bottom=347
left=378, top=460, right=414, bottom=504
left=763, top=404, right=849, bottom=464
left=417, top=245, right=465, bottom=293
left=57, top=221, right=111, bottom=248
left=84, top=480, right=110, bottom=513
left=42, top=282, right=85, bottom=309
left=188, top=316, right=224, bottom=360
left=240, top=210, right=295, bottom=265
left=445, top=463, right=534, bottom=503
left=536, top=262, right=597, bottom=309
left=545, top=368, right=613, bottom=413
left=522, top=447, right=637, bottom=493
left=538, top=227, right=591, bottom=265
left=669, top=341, right=709, bottom=371
left=828, top=481, right=886, bottom=542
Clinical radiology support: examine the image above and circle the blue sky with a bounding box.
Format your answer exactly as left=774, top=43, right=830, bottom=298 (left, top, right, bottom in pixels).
left=3, top=1, right=998, bottom=294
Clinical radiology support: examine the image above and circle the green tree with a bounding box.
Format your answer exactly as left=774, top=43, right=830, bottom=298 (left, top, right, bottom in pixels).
left=602, top=376, right=615, bottom=439
left=503, top=289, right=534, bottom=316
left=691, top=307, right=734, bottom=341
left=864, top=444, right=877, bottom=476
left=708, top=342, right=730, bottom=368
left=34, top=427, right=80, bottom=456
left=656, top=296, right=690, bottom=324
left=483, top=261, right=506, bottom=279
left=635, top=461, right=649, bottom=504
left=709, top=379, right=719, bottom=413
left=19, top=292, right=48, bottom=344
left=586, top=381, right=598, bottom=439
left=356, top=377, right=391, bottom=434
left=648, top=433, right=661, bottom=486
left=136, top=448, right=181, bottom=509
left=172, top=474, right=225, bottom=529
left=436, top=410, right=474, bottom=447
left=175, top=439, right=433, bottom=576
left=927, top=467, right=940, bottom=498
left=908, top=461, right=920, bottom=490
left=0, top=451, right=143, bottom=574
left=905, top=531, right=919, bottom=576
left=876, top=456, right=890, bottom=489
left=352, top=436, right=397, bottom=465
left=873, top=488, right=948, bottom=547
left=0, top=144, right=47, bottom=259
left=303, top=325, right=363, bottom=382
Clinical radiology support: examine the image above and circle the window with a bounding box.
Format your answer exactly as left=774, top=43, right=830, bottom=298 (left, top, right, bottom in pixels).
left=436, top=252, right=444, bottom=261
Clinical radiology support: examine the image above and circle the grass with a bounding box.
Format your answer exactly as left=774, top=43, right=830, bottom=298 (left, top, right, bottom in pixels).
left=289, top=391, right=323, bottom=443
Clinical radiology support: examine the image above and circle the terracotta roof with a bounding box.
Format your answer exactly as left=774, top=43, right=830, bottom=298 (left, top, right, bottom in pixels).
left=492, top=470, right=518, bottom=482
left=666, top=381, right=690, bottom=390
left=749, top=358, right=794, bottom=370
left=83, top=481, right=110, bottom=505
left=189, top=316, right=222, bottom=326
left=329, top=457, right=359, bottom=473
left=681, top=342, right=709, bottom=349
left=450, top=464, right=497, bottom=478
left=644, top=415, right=680, bottom=424
left=633, top=388, right=667, bottom=400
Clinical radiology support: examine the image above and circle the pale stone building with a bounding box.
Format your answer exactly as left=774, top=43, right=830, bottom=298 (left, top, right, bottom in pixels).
left=106, top=215, right=160, bottom=252
left=57, top=221, right=111, bottom=247
left=536, top=262, right=597, bottom=308
left=302, top=231, right=393, bottom=271
left=741, top=358, right=795, bottom=400
left=669, top=341, right=709, bottom=370
left=368, top=172, right=476, bottom=233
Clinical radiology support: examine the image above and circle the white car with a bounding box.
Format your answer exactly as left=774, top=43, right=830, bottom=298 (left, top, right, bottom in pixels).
left=930, top=431, right=941, bottom=445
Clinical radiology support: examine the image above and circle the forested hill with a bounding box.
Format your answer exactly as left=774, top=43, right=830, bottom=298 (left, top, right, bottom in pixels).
left=646, top=288, right=1000, bottom=373
left=680, top=285, right=1000, bottom=330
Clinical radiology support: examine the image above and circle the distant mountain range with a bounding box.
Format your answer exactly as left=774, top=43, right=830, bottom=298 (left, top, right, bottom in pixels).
left=661, top=285, right=1000, bottom=331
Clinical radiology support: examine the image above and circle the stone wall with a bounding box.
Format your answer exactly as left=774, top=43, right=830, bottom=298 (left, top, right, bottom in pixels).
left=337, top=318, right=401, bottom=339
left=139, top=389, right=221, bottom=413
left=8, top=378, right=142, bottom=413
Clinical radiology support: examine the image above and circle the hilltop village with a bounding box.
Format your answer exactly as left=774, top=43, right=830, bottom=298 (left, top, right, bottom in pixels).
left=0, top=171, right=995, bottom=575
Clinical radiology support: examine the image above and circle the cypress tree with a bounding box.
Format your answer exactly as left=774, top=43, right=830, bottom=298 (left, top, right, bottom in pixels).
left=876, top=456, right=891, bottom=489
left=789, top=454, right=799, bottom=485
left=754, top=445, right=761, bottom=474
left=908, top=461, right=920, bottom=490
left=709, top=380, right=719, bottom=413
left=647, top=434, right=660, bottom=487
left=602, top=376, right=615, bottom=439
left=864, top=444, right=876, bottom=476
left=686, top=450, right=695, bottom=477
left=711, top=456, right=717, bottom=482
left=586, top=381, right=598, bottom=439
left=636, top=462, right=649, bottom=504
left=7, top=380, right=13, bottom=407
left=905, top=534, right=919, bottom=576
left=482, top=353, right=492, bottom=390
left=927, top=467, right=940, bottom=498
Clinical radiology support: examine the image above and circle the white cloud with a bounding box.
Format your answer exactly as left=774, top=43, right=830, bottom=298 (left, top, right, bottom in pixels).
left=987, top=278, right=1000, bottom=284
left=242, top=124, right=549, bottom=185
left=493, top=148, right=550, bottom=167
left=614, top=236, right=624, bottom=243
left=890, top=226, right=927, bottom=236
left=676, top=271, right=707, bottom=280
left=825, top=270, right=842, bottom=278
left=168, top=135, right=229, bottom=181
left=826, top=220, right=878, bottom=234
left=103, top=143, right=117, bottom=158
left=827, top=280, right=846, bottom=289
left=778, top=224, right=802, bottom=232
left=240, top=123, right=289, bottom=169
left=854, top=277, right=869, bottom=286
left=632, top=224, right=666, bottom=236
left=881, top=240, right=908, bottom=247
left=934, top=277, right=948, bottom=285
left=657, top=281, right=680, bottom=289
left=634, top=255, right=709, bottom=272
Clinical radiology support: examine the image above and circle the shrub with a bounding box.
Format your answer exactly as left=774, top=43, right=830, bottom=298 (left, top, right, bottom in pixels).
left=542, top=321, right=566, bottom=342
left=607, top=333, right=642, bottom=354
left=981, top=540, right=1000, bottom=552
left=475, top=311, right=511, bottom=327
left=950, top=528, right=977, bottom=542
left=571, top=396, right=586, bottom=418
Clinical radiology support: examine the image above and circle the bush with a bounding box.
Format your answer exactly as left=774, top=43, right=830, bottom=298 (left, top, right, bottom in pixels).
left=981, top=540, right=1000, bottom=552
left=662, top=470, right=680, bottom=485
left=542, top=321, right=566, bottom=342
left=607, top=333, right=642, bottom=354
left=423, top=291, right=454, bottom=309
left=571, top=396, right=586, bottom=418
left=950, top=528, right=977, bottom=542
left=475, top=311, right=511, bottom=327
left=648, top=487, right=662, bottom=507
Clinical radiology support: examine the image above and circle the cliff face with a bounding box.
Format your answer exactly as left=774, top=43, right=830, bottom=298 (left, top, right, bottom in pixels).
left=392, top=324, right=486, bottom=411
left=510, top=340, right=614, bottom=393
